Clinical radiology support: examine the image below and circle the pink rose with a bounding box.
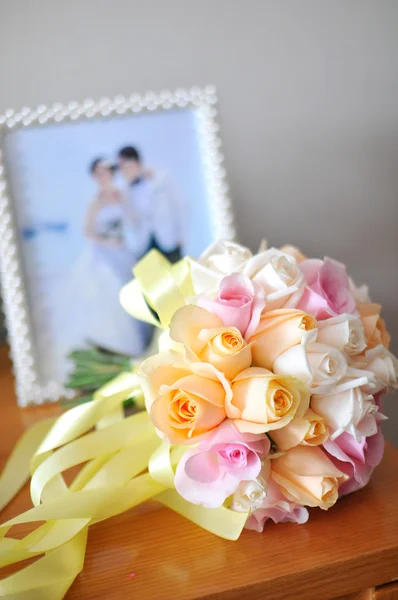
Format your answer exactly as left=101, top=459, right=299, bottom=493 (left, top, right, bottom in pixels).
left=245, top=478, right=309, bottom=532
left=297, top=258, right=357, bottom=320
left=174, top=420, right=270, bottom=508
left=197, top=273, right=265, bottom=339
left=323, top=429, right=384, bottom=496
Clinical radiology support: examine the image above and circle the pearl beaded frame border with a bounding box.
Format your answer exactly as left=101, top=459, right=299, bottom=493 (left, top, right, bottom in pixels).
left=0, top=85, right=236, bottom=406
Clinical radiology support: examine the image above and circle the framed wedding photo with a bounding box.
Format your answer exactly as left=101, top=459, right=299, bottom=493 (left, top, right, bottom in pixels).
left=0, top=86, right=235, bottom=406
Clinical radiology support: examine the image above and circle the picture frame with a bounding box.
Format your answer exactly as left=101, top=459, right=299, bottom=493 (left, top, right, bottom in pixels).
left=0, top=85, right=235, bottom=407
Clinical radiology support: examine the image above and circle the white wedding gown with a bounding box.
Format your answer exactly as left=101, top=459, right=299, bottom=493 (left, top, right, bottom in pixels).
left=39, top=203, right=145, bottom=383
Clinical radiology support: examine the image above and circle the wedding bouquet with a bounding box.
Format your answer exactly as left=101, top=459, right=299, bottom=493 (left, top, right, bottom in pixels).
left=136, top=240, right=397, bottom=531
left=1, top=240, right=397, bottom=599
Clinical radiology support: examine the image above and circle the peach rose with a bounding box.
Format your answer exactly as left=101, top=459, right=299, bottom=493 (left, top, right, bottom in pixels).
left=138, top=351, right=230, bottom=444
left=228, top=367, right=310, bottom=434
left=270, top=409, right=329, bottom=450
left=170, top=305, right=252, bottom=380
left=357, top=302, right=391, bottom=349
left=280, top=245, right=307, bottom=263
left=248, top=309, right=317, bottom=370
left=271, top=445, right=348, bottom=509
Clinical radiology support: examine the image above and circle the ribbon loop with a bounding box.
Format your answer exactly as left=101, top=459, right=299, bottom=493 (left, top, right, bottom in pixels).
left=120, top=250, right=193, bottom=328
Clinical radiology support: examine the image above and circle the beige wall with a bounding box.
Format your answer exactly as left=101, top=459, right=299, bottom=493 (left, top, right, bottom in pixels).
left=1, top=0, right=397, bottom=441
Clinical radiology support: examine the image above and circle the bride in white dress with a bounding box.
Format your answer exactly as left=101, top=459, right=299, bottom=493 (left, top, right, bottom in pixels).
left=46, top=159, right=145, bottom=383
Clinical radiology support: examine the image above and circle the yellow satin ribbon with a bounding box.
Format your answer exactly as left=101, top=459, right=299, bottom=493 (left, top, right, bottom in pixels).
left=0, top=250, right=248, bottom=599
left=120, top=249, right=194, bottom=327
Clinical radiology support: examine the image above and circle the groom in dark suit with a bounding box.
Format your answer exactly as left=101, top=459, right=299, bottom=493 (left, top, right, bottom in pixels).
left=118, top=146, right=184, bottom=263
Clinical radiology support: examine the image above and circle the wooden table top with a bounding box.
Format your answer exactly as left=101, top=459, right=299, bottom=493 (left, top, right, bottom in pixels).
left=1, top=345, right=398, bottom=600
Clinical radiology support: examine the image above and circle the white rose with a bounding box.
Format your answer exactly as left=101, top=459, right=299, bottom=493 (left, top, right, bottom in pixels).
left=367, top=346, right=398, bottom=390
left=243, top=248, right=305, bottom=310
left=316, top=314, right=367, bottom=355
left=350, top=344, right=398, bottom=393
left=273, top=330, right=347, bottom=394
left=311, top=376, right=382, bottom=441
left=232, top=477, right=267, bottom=513
left=188, top=240, right=252, bottom=294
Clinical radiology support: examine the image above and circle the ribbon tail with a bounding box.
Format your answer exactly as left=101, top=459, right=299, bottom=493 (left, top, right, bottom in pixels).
left=148, top=442, right=247, bottom=540
left=155, top=489, right=248, bottom=541
left=0, top=527, right=88, bottom=599
left=0, top=419, right=55, bottom=513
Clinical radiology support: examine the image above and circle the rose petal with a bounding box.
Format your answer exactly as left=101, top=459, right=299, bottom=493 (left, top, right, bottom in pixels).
left=320, top=258, right=356, bottom=314
left=170, top=305, right=223, bottom=354
left=184, top=451, right=221, bottom=483
left=175, top=450, right=241, bottom=508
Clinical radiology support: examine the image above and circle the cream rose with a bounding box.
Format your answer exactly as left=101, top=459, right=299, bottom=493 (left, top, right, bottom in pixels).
left=231, top=476, right=268, bottom=513
left=271, top=409, right=329, bottom=450
left=271, top=445, right=348, bottom=510
left=188, top=240, right=252, bottom=294
left=138, top=351, right=230, bottom=444
left=316, top=314, right=367, bottom=355
left=170, top=305, right=252, bottom=379
left=228, top=367, right=310, bottom=434
left=245, top=476, right=309, bottom=530
left=365, top=346, right=398, bottom=391
left=248, top=309, right=317, bottom=371
left=243, top=248, right=305, bottom=310
left=273, top=330, right=348, bottom=394
left=350, top=345, right=398, bottom=394
left=311, top=376, right=381, bottom=441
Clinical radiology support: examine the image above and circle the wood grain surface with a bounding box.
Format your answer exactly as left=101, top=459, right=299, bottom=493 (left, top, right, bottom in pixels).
left=0, top=345, right=398, bottom=600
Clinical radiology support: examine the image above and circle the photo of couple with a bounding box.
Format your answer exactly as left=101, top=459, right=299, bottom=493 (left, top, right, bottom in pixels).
left=6, top=108, right=214, bottom=384
left=87, top=146, right=184, bottom=268
left=70, top=145, right=186, bottom=358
